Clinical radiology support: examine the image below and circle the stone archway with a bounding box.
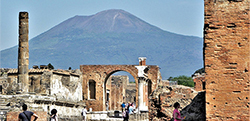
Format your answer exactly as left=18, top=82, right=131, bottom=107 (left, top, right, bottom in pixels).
left=80, top=62, right=161, bottom=111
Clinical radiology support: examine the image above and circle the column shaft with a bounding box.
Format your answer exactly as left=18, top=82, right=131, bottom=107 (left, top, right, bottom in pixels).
left=18, top=12, right=29, bottom=93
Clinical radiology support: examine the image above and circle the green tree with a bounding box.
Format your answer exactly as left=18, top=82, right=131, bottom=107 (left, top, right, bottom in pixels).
left=168, top=76, right=173, bottom=81
left=171, top=75, right=194, bottom=87
left=47, top=63, right=54, bottom=70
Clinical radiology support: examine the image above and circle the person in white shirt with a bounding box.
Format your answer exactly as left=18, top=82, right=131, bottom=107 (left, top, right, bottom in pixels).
left=82, top=106, right=87, bottom=121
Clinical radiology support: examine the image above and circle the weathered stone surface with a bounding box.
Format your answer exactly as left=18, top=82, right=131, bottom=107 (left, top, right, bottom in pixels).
left=1, top=94, right=85, bottom=120
left=18, top=12, right=29, bottom=93
left=80, top=65, right=161, bottom=111
left=180, top=91, right=205, bottom=121
left=126, top=83, right=136, bottom=103
left=192, top=73, right=205, bottom=91
left=148, top=85, right=199, bottom=121
left=106, top=75, right=129, bottom=111
left=204, top=0, right=250, bottom=120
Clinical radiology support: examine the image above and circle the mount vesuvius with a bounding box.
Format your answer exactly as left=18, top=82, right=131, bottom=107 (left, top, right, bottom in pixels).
left=0, top=9, right=203, bottom=79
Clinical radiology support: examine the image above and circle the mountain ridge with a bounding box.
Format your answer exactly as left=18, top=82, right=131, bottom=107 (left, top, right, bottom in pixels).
left=0, top=9, right=203, bottom=79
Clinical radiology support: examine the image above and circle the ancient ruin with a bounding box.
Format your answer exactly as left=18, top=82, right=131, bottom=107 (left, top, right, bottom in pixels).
left=17, top=12, right=29, bottom=94
left=192, top=73, right=205, bottom=91
left=105, top=75, right=137, bottom=111
left=80, top=58, right=162, bottom=112
left=204, top=0, right=249, bottom=120
left=0, top=0, right=249, bottom=120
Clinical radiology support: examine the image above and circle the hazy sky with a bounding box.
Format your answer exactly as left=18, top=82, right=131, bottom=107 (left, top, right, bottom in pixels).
left=0, top=0, right=204, bottom=51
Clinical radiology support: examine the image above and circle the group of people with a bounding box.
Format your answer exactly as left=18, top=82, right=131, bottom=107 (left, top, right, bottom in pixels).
left=121, top=102, right=136, bottom=121
left=18, top=102, right=185, bottom=121
left=18, top=104, right=58, bottom=121
left=121, top=101, right=186, bottom=121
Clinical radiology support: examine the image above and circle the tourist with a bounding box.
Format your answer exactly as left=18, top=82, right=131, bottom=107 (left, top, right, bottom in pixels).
left=131, top=102, right=135, bottom=112
left=50, top=109, right=58, bottom=121
left=18, top=104, right=39, bottom=121
left=122, top=108, right=129, bottom=121
left=82, top=106, right=87, bottom=121
left=106, top=101, right=109, bottom=111
left=173, top=102, right=185, bottom=121
left=121, top=102, right=126, bottom=112
left=129, top=103, right=133, bottom=114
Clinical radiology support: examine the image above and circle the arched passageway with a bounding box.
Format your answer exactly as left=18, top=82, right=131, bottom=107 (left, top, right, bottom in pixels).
left=80, top=64, right=161, bottom=111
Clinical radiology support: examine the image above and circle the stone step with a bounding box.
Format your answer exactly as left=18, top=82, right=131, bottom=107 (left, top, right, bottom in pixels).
left=0, top=99, right=5, bottom=102
left=0, top=102, right=7, bottom=105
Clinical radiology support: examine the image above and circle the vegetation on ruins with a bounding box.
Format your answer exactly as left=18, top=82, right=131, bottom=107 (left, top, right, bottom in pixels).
left=168, top=75, right=194, bottom=87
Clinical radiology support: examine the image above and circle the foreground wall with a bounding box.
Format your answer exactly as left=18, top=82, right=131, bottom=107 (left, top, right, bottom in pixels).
left=204, top=0, right=250, bottom=120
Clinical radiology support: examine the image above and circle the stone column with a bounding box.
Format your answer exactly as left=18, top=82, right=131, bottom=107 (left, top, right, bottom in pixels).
left=135, top=57, right=149, bottom=112
left=18, top=12, right=29, bottom=93
left=137, top=77, right=148, bottom=111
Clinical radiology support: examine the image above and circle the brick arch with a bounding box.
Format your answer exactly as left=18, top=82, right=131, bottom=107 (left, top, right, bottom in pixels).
left=80, top=64, right=161, bottom=111
left=104, top=65, right=138, bottom=84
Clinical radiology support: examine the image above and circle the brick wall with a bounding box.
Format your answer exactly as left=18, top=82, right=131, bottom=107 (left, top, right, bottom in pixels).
left=80, top=65, right=161, bottom=111
left=204, top=0, right=250, bottom=120
left=193, top=75, right=205, bottom=91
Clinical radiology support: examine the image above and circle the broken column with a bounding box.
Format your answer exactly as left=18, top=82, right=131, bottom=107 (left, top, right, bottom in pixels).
left=17, top=12, right=29, bottom=93
left=135, top=57, right=149, bottom=112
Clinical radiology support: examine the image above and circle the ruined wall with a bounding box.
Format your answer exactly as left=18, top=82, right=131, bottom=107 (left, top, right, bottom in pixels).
left=109, top=75, right=128, bottom=111
left=192, top=73, right=205, bottom=91
left=80, top=65, right=161, bottom=111
left=51, top=71, right=82, bottom=102
left=106, top=75, right=136, bottom=111
left=1, top=94, right=84, bottom=120
left=204, top=0, right=250, bottom=120
left=2, top=69, right=82, bottom=102
left=126, top=83, right=136, bottom=104
left=149, top=85, right=199, bottom=121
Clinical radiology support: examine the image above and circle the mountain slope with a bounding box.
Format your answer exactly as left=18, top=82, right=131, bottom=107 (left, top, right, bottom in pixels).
left=0, top=9, right=203, bottom=79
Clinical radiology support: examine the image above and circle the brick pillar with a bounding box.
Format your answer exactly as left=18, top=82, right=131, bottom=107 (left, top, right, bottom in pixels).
left=139, top=57, right=146, bottom=66
left=18, top=12, right=29, bottom=93
left=204, top=0, right=249, bottom=120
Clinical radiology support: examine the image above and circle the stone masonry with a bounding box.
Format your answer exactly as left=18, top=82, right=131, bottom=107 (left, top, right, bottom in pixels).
left=18, top=12, right=29, bottom=93
left=204, top=0, right=250, bottom=120
left=106, top=75, right=128, bottom=111
left=80, top=64, right=161, bottom=111
left=149, top=85, right=200, bottom=121
left=1, top=69, right=84, bottom=120
left=192, top=73, right=205, bottom=91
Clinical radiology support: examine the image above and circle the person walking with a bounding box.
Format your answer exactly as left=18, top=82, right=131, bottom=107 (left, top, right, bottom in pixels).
left=50, top=109, right=58, bottom=121
left=121, top=102, right=126, bottom=112
left=122, top=108, right=129, bottom=121
left=18, top=104, right=38, bottom=121
left=82, top=106, right=87, bottom=121
left=106, top=101, right=109, bottom=111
